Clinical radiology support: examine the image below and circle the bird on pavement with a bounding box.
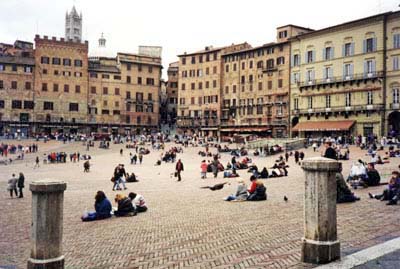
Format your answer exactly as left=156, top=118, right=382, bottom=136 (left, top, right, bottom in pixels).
left=201, top=182, right=230, bottom=191
left=284, top=196, right=288, bottom=202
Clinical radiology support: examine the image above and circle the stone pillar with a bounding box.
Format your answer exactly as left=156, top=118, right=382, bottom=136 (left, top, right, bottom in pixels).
left=28, top=181, right=67, bottom=269
left=301, top=157, right=341, bottom=264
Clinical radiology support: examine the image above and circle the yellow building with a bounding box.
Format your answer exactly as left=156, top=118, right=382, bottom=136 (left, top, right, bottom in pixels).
left=220, top=25, right=311, bottom=138
left=291, top=11, right=400, bottom=139
left=177, top=43, right=250, bottom=137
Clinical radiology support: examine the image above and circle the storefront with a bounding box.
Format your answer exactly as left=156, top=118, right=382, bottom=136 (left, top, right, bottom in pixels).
left=292, top=120, right=355, bottom=138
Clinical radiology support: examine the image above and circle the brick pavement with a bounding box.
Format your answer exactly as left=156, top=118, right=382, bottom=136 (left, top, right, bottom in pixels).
left=0, top=140, right=399, bottom=268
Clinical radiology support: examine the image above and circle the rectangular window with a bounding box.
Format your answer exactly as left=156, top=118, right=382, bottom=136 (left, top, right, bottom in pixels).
left=326, top=95, right=331, bottom=108
left=114, top=75, right=121, bottom=80
left=181, top=58, right=186, bottom=65
left=74, top=59, right=82, bottom=67
left=293, top=54, right=300, bottom=66
left=127, top=76, right=131, bottom=83
left=233, top=85, right=237, bottom=93
left=11, top=100, right=22, bottom=109
left=148, top=66, right=153, bottom=73
left=103, top=87, right=108, bottom=94
left=0, top=80, right=3, bottom=89
left=308, top=96, right=313, bottom=109
left=258, top=82, right=262, bottom=91
left=294, top=98, right=299, bottom=110
left=115, top=101, right=119, bottom=107
left=25, top=82, right=31, bottom=90
left=53, top=83, right=59, bottom=92
left=213, top=80, right=217, bottom=88
left=191, top=56, right=196, bottom=64
left=293, top=72, right=300, bottom=83
left=90, top=86, right=96, bottom=94
left=365, top=38, right=375, bottom=53
left=344, top=63, right=353, bottom=79
left=324, top=47, right=333, bottom=60
left=199, top=82, right=203, bottom=90
left=75, top=85, right=81, bottom=93
left=306, top=70, right=314, bottom=82
left=181, top=83, right=186, bottom=90
left=69, top=103, right=79, bottom=111
left=101, top=110, right=109, bottom=115
left=115, top=88, right=120, bottom=95
left=138, top=77, right=142, bottom=84
left=344, top=43, right=353, bottom=57
left=64, top=84, right=69, bottom=92
left=127, top=63, right=131, bottom=70
left=24, top=100, right=34, bottom=109
left=213, top=66, right=217, bottom=74
left=102, top=74, right=110, bottom=79
left=0, top=100, right=4, bottom=108
left=277, top=57, right=285, bottom=65
left=126, top=91, right=131, bottom=99
left=146, top=78, right=154, bottom=85
left=394, top=34, right=400, bottom=49
left=393, top=88, right=399, bottom=104
left=41, top=56, right=49, bottom=64
left=393, top=56, right=399, bottom=71
left=0, top=64, right=4, bottom=71
left=11, top=65, right=17, bottom=72
left=11, top=81, right=17, bottom=89
left=367, top=91, right=373, bottom=105
left=268, top=81, right=272, bottom=90
left=345, top=92, right=352, bottom=107
left=90, top=73, right=98, bottom=78
left=324, top=67, right=332, bottom=79
left=278, top=79, right=283, bottom=88
left=43, top=101, right=54, bottom=110
left=191, top=83, right=195, bottom=90
left=24, top=66, right=32, bottom=73
left=52, top=58, right=61, bottom=65
left=63, top=58, right=71, bottom=66
left=306, top=50, right=314, bottom=63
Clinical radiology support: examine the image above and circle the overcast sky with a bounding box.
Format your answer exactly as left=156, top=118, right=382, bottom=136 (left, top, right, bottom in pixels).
left=0, top=0, right=399, bottom=78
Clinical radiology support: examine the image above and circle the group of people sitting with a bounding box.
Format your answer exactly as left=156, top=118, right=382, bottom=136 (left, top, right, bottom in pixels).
left=347, top=160, right=382, bottom=189
left=369, top=170, right=400, bottom=205
left=81, top=191, right=147, bottom=221
left=224, top=176, right=267, bottom=202
left=230, top=148, right=248, bottom=157
left=45, top=152, right=68, bottom=163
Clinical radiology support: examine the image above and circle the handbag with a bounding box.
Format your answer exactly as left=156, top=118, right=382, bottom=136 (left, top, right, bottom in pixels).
left=174, top=172, right=178, bottom=177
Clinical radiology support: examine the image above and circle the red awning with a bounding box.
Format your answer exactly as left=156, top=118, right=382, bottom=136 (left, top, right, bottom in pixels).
left=221, top=127, right=270, bottom=132
left=292, top=120, right=355, bottom=132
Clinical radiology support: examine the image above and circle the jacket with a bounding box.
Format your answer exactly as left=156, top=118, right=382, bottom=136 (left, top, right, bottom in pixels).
left=7, top=177, right=18, bottom=190
left=17, top=174, right=25, bottom=188
left=247, top=185, right=267, bottom=201
left=117, top=198, right=135, bottom=214
left=176, top=162, right=184, bottom=172
left=235, top=185, right=248, bottom=201
left=324, top=147, right=337, bottom=160
left=94, top=198, right=112, bottom=219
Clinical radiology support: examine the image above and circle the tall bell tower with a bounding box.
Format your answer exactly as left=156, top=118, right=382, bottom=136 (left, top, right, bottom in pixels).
left=65, top=6, right=82, bottom=42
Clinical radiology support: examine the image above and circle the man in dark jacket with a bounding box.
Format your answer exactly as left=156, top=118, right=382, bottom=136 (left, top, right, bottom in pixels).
left=17, top=172, right=25, bottom=198
left=364, top=163, right=381, bottom=186
left=324, top=142, right=337, bottom=160
left=175, top=159, right=184, bottom=181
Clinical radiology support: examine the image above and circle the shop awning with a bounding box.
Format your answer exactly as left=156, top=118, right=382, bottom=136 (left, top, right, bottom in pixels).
left=292, top=120, right=355, bottom=132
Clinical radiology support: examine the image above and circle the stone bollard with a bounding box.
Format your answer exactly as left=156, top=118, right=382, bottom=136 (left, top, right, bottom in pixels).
left=301, top=157, right=341, bottom=264
left=28, top=181, right=67, bottom=269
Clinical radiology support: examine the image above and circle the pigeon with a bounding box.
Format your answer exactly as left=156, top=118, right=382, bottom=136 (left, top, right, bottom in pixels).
left=284, top=196, right=288, bottom=202
left=201, top=182, right=230, bottom=191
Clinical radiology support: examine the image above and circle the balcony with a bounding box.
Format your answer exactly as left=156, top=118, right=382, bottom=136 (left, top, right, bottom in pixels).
left=293, top=104, right=384, bottom=115
left=177, top=117, right=220, bottom=128
left=262, top=66, right=278, bottom=72
left=298, top=71, right=384, bottom=90
left=390, top=103, right=400, bottom=110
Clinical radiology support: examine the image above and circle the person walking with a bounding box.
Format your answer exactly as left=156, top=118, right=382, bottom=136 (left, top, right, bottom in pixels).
left=34, top=156, right=40, bottom=168
left=17, top=172, right=25, bottom=198
left=200, top=160, right=208, bottom=179
left=175, top=159, right=184, bottom=181
left=7, top=174, right=18, bottom=198
left=139, top=153, right=143, bottom=164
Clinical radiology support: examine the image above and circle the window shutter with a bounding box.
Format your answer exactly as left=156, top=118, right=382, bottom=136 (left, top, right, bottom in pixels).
left=290, top=72, right=294, bottom=84
left=305, top=52, right=308, bottom=63
left=363, top=40, right=366, bottom=53
left=393, top=56, right=399, bottom=70
left=329, top=67, right=333, bottom=78
left=331, top=47, right=334, bottom=59
left=312, top=70, right=315, bottom=81
left=299, top=55, right=301, bottom=65
left=291, top=54, right=294, bottom=67
left=342, top=44, right=345, bottom=57
left=351, top=42, right=355, bottom=55
left=363, top=61, right=367, bottom=77
left=322, top=48, right=326, bottom=61
left=312, top=50, right=316, bottom=62
left=373, top=38, right=377, bottom=51
left=343, top=64, right=346, bottom=79
left=372, top=60, right=376, bottom=73
left=350, top=64, right=354, bottom=76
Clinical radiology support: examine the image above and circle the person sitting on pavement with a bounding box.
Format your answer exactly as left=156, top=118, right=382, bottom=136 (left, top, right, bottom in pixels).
left=247, top=180, right=267, bottom=201
left=81, top=191, right=112, bottom=221
left=369, top=171, right=400, bottom=205
left=126, top=172, right=138, bottom=182
left=248, top=175, right=257, bottom=195
left=336, top=168, right=360, bottom=203
left=114, top=194, right=136, bottom=216
left=128, top=192, right=147, bottom=212
left=259, top=167, right=269, bottom=179
left=361, top=163, right=381, bottom=187
left=223, top=168, right=239, bottom=178
left=224, top=180, right=249, bottom=201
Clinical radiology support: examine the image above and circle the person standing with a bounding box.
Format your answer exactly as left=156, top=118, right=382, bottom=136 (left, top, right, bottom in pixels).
left=285, top=152, right=289, bottom=162
left=17, top=172, right=25, bottom=198
left=200, top=160, right=207, bottom=179
left=294, top=151, right=300, bottom=164
left=175, top=159, right=184, bottom=181
left=7, top=174, right=18, bottom=198
left=139, top=153, right=143, bottom=164
left=34, top=156, right=40, bottom=168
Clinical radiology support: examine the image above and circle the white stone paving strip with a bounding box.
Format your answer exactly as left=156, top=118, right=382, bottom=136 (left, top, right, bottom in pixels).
left=315, top=237, right=400, bottom=269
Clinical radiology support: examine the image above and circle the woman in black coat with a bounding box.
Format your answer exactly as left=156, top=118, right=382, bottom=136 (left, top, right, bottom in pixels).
left=17, top=172, right=25, bottom=198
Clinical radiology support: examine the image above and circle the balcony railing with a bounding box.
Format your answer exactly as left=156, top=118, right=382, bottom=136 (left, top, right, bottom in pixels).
left=293, top=104, right=385, bottom=115
left=177, top=117, right=220, bottom=128
left=298, top=71, right=384, bottom=89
